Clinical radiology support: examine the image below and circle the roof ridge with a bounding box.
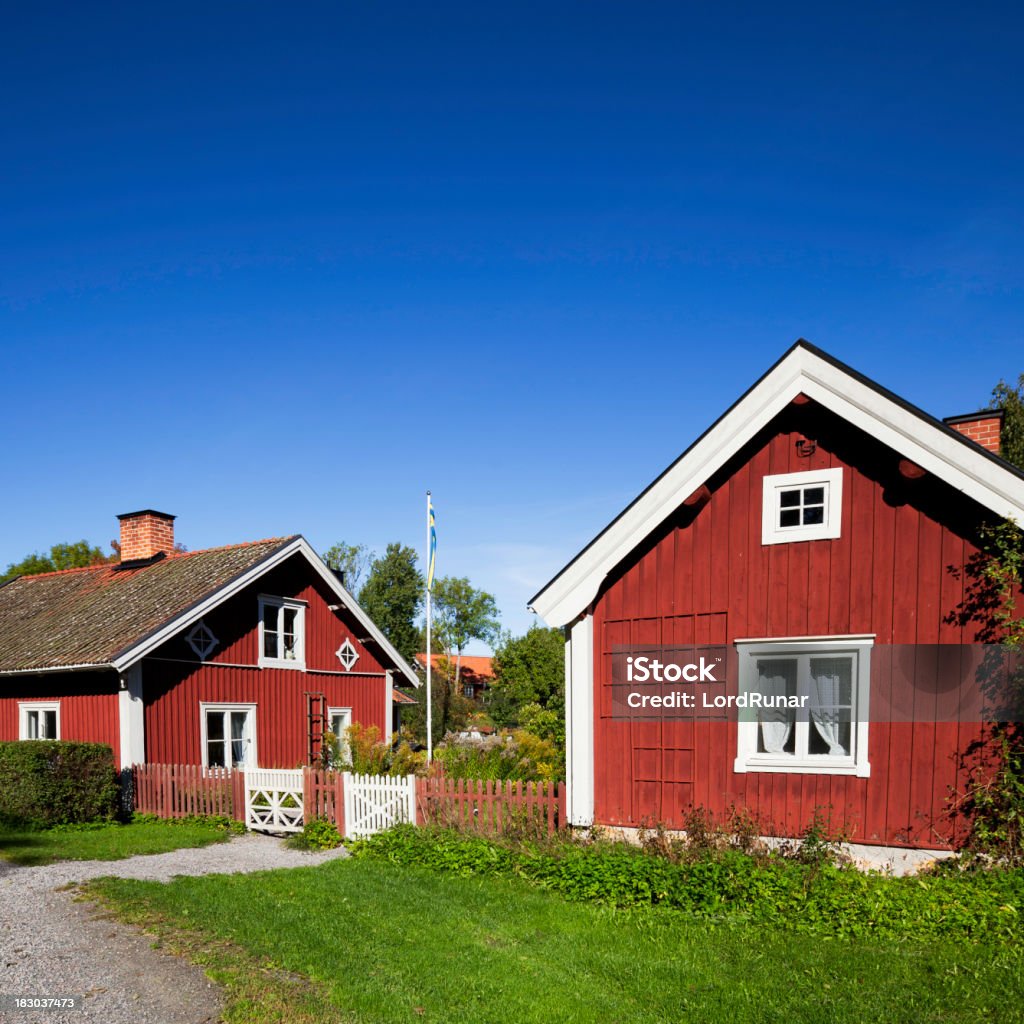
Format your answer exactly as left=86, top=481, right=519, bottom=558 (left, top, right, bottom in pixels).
left=9, top=536, right=297, bottom=582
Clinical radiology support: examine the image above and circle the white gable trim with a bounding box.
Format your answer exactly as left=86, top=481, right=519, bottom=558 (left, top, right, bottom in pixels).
left=111, top=537, right=419, bottom=687
left=530, top=343, right=1024, bottom=627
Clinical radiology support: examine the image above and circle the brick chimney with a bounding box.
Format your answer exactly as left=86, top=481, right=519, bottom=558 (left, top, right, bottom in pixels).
left=943, top=411, right=1003, bottom=454
left=117, top=510, right=176, bottom=562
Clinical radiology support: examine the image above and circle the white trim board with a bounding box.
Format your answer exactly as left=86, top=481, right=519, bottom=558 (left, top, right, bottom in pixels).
left=530, top=342, right=1024, bottom=627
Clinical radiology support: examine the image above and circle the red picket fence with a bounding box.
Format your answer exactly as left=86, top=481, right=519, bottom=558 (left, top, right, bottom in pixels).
left=415, top=777, right=567, bottom=835
left=132, top=763, right=244, bottom=821
left=303, top=767, right=346, bottom=836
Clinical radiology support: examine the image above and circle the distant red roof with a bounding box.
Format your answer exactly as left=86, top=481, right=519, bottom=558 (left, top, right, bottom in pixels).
left=415, top=653, right=494, bottom=678
left=392, top=688, right=418, bottom=705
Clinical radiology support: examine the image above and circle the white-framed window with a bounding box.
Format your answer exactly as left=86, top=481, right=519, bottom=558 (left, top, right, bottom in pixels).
left=19, top=702, right=60, bottom=740
left=733, top=636, right=872, bottom=777
left=463, top=684, right=475, bottom=698
left=762, top=467, right=843, bottom=545
left=327, top=706, right=352, bottom=766
left=200, top=703, right=257, bottom=769
left=186, top=619, right=219, bottom=661
left=258, top=595, right=306, bottom=669
left=335, top=638, right=359, bottom=671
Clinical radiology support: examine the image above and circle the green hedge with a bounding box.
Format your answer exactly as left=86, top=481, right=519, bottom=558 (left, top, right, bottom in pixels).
left=0, top=741, right=120, bottom=826
left=351, top=825, right=1024, bottom=943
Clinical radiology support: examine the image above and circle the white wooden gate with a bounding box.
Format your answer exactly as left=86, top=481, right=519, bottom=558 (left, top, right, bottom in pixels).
left=245, top=768, right=304, bottom=833
left=343, top=772, right=416, bottom=838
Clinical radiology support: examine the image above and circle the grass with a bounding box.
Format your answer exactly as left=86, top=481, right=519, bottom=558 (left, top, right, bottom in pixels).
left=0, top=818, right=236, bottom=866
left=83, top=857, right=1024, bottom=1024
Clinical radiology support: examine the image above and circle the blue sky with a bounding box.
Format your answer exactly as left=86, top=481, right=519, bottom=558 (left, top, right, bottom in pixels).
left=2, top=3, right=1022, bottom=649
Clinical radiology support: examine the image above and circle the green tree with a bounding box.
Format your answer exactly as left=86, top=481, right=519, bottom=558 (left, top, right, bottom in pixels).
left=322, top=541, right=373, bottom=592
left=489, top=625, right=566, bottom=745
left=357, top=543, right=424, bottom=664
left=992, top=374, right=1024, bottom=470
left=429, top=576, right=500, bottom=736
left=2, top=540, right=115, bottom=581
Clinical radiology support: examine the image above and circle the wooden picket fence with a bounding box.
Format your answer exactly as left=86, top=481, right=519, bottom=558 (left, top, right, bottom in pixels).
left=132, top=763, right=244, bottom=820
left=416, top=777, right=566, bottom=835
left=130, top=764, right=567, bottom=837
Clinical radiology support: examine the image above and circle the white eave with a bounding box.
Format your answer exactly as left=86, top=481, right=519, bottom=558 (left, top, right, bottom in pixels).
left=110, top=536, right=420, bottom=687
left=529, top=341, right=1024, bottom=628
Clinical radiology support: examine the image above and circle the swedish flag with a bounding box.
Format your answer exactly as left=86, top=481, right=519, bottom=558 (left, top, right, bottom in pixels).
left=427, top=497, right=437, bottom=592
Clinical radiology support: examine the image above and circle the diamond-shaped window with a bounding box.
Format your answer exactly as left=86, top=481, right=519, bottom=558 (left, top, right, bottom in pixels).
left=186, top=621, right=218, bottom=661
left=336, top=638, right=359, bottom=671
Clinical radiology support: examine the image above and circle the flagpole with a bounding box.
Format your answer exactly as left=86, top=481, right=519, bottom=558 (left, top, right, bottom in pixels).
left=425, top=490, right=433, bottom=764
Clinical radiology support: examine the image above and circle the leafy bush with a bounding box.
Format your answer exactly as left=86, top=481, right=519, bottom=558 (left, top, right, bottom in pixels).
left=286, top=817, right=343, bottom=850
left=433, top=729, right=563, bottom=782
left=351, top=824, right=1024, bottom=942
left=323, top=723, right=425, bottom=777
left=0, top=741, right=120, bottom=826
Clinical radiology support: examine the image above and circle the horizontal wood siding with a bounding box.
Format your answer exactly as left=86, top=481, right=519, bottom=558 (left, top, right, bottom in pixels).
left=592, top=403, right=1000, bottom=847
left=0, top=670, right=121, bottom=761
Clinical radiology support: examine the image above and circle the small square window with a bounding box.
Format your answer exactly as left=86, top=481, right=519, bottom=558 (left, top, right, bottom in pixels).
left=19, top=702, right=60, bottom=740
left=762, top=468, right=843, bottom=545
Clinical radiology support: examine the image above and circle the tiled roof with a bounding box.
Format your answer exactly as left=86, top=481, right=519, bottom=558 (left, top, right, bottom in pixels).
left=392, top=688, right=418, bottom=705
left=0, top=538, right=294, bottom=673
left=415, top=653, right=494, bottom=678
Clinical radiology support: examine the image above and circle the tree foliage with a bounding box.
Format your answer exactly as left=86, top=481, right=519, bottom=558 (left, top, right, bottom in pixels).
left=2, top=540, right=115, bottom=581
left=322, top=541, right=373, bottom=592
left=489, top=626, right=566, bottom=744
left=992, top=374, right=1024, bottom=471
left=357, top=543, right=424, bottom=664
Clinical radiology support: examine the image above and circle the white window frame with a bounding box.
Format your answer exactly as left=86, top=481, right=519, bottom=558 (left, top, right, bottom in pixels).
left=200, top=702, right=258, bottom=769
left=762, top=467, right=843, bottom=545
left=19, top=701, right=61, bottom=740
left=327, top=706, right=353, bottom=766
left=733, top=635, right=872, bottom=777
left=258, top=595, right=306, bottom=670
left=186, top=619, right=219, bottom=661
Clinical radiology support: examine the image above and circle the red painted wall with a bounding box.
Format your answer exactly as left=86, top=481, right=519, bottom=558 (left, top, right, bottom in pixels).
left=142, top=554, right=392, bottom=767
left=592, top=402, right=1007, bottom=847
left=0, top=671, right=121, bottom=762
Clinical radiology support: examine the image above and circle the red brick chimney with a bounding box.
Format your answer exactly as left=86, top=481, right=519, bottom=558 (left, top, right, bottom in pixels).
left=943, top=410, right=1003, bottom=454
left=117, top=510, right=176, bottom=562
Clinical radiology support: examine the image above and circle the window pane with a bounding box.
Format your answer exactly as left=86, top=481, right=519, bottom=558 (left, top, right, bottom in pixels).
left=809, top=656, right=854, bottom=756
left=208, top=739, right=226, bottom=768
left=755, top=659, right=797, bottom=754
left=43, top=710, right=57, bottom=738
left=803, top=486, right=825, bottom=504
left=27, top=710, right=39, bottom=739
left=779, top=509, right=800, bottom=528
left=263, top=604, right=279, bottom=657
left=779, top=490, right=801, bottom=508
left=802, top=506, right=825, bottom=525
left=207, top=712, right=224, bottom=741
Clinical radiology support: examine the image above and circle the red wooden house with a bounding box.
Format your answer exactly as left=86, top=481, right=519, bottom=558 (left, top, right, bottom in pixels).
left=530, top=341, right=1024, bottom=851
left=0, top=511, right=418, bottom=770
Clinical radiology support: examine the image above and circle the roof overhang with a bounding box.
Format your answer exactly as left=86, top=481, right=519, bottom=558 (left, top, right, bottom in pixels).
left=529, top=340, right=1024, bottom=628
left=111, top=536, right=420, bottom=686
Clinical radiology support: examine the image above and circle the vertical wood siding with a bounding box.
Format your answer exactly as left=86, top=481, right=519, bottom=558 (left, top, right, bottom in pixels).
left=0, top=671, right=121, bottom=761
left=143, top=554, right=391, bottom=767
left=591, top=403, right=1001, bottom=847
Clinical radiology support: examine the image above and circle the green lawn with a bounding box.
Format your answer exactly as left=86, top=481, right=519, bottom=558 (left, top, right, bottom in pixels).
left=0, top=819, right=235, bottom=866
left=84, top=857, right=1024, bottom=1024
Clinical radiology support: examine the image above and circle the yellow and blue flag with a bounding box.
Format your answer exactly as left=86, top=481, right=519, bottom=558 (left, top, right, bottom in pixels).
left=427, top=497, right=437, bottom=592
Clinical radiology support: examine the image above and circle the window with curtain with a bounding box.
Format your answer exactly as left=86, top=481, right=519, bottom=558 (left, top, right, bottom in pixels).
left=202, top=705, right=256, bottom=769
left=734, top=638, right=871, bottom=777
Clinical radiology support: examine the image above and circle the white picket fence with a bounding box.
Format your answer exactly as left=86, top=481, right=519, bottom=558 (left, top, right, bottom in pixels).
left=245, top=767, right=305, bottom=833
left=343, top=771, right=417, bottom=838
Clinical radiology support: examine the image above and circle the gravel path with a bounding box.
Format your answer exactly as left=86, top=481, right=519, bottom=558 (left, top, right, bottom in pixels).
left=0, top=834, right=349, bottom=1024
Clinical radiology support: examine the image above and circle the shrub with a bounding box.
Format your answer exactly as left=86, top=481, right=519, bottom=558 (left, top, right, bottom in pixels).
left=0, top=741, right=120, bottom=826
left=433, top=729, right=563, bottom=782
left=351, top=824, right=1024, bottom=942
left=286, top=817, right=343, bottom=850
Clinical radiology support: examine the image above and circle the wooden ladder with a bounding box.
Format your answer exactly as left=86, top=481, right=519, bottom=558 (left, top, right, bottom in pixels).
left=305, top=691, right=328, bottom=766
